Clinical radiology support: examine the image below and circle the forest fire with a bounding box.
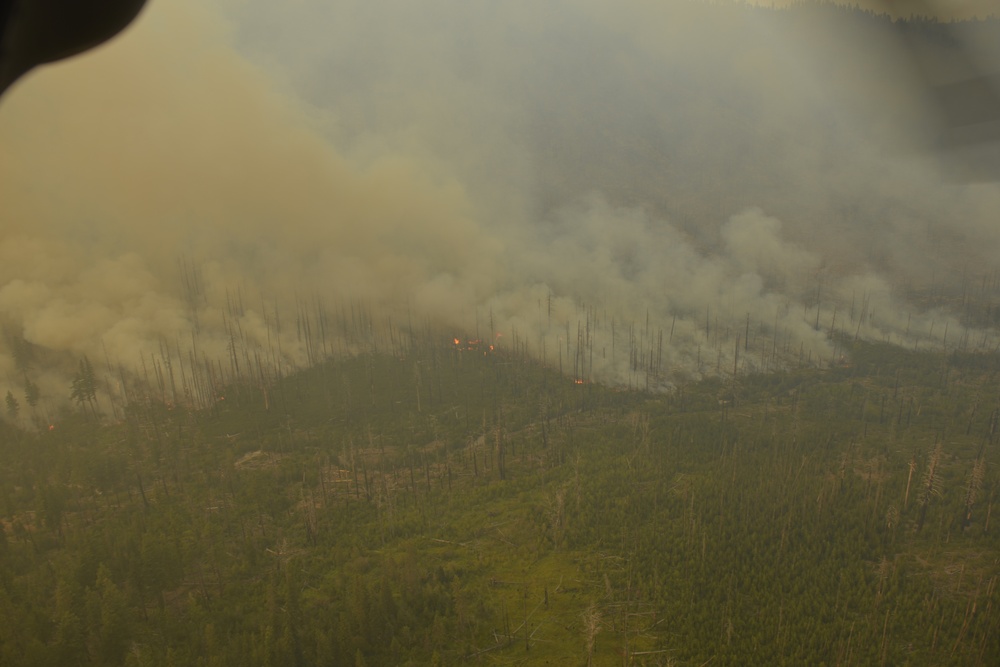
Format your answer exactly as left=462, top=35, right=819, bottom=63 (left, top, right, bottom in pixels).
left=451, top=336, right=494, bottom=354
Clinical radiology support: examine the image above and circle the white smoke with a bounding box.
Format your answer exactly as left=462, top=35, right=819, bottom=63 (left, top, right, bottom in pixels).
left=1, top=0, right=998, bottom=419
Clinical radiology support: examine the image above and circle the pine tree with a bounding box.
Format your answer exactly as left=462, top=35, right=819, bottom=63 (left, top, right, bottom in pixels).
left=4, top=391, right=18, bottom=423
left=71, top=356, right=99, bottom=418
left=23, top=376, right=39, bottom=409
left=89, top=566, right=131, bottom=665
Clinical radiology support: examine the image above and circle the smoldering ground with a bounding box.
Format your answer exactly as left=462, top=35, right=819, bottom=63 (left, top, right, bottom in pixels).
left=1, top=0, right=999, bottom=414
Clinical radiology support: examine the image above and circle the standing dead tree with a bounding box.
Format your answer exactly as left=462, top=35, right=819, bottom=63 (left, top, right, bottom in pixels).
left=917, top=440, right=944, bottom=532
left=582, top=601, right=602, bottom=667
left=964, top=456, right=987, bottom=527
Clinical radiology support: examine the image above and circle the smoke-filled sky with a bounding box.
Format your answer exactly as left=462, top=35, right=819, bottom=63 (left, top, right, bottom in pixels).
left=1, top=0, right=999, bottom=412
left=755, top=0, right=996, bottom=20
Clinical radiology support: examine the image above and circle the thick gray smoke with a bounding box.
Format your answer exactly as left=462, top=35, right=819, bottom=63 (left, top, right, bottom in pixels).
left=1, top=0, right=998, bottom=416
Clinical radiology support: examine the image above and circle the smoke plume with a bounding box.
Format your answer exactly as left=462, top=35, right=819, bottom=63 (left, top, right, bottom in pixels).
left=1, top=0, right=998, bottom=416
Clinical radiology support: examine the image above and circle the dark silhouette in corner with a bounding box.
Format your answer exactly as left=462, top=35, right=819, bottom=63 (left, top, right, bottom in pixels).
left=0, top=0, right=147, bottom=97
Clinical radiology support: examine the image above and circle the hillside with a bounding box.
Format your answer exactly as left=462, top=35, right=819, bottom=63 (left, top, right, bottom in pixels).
left=0, top=337, right=997, bottom=665
left=2, top=3, right=1000, bottom=665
